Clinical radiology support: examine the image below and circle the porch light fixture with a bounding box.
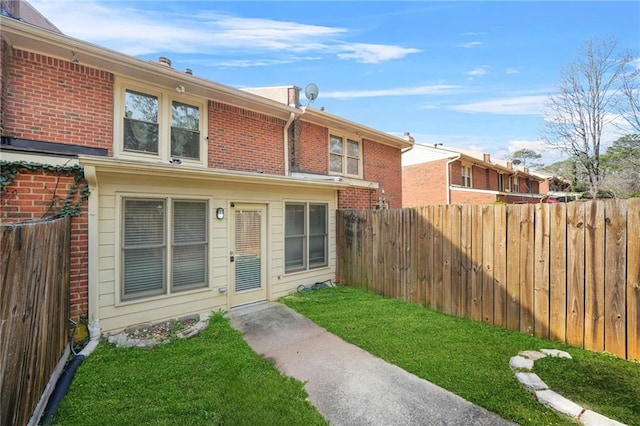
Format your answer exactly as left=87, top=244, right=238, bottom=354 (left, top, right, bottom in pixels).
left=216, top=207, right=225, bottom=220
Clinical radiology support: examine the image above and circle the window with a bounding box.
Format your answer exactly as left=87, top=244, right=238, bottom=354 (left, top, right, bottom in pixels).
left=121, top=197, right=208, bottom=301
left=116, top=79, right=206, bottom=164
left=498, top=173, right=505, bottom=191
left=329, top=133, right=361, bottom=177
left=285, top=203, right=328, bottom=273
left=512, top=177, right=520, bottom=192
left=461, top=166, right=472, bottom=187
left=528, top=179, right=535, bottom=193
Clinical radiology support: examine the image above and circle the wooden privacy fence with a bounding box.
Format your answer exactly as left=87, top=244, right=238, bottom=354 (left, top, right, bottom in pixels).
left=336, top=199, right=640, bottom=361
left=1, top=216, right=71, bottom=426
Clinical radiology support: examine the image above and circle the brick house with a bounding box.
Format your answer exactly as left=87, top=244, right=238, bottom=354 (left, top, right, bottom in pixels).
left=0, top=6, right=412, bottom=335
left=402, top=144, right=544, bottom=207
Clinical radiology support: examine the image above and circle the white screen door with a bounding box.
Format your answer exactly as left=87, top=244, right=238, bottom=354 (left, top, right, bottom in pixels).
left=231, top=205, right=267, bottom=306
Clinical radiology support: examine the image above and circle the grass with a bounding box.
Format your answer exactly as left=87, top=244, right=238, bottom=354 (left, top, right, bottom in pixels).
left=53, top=312, right=327, bottom=426
left=281, top=285, right=640, bottom=426
left=533, top=351, right=640, bottom=425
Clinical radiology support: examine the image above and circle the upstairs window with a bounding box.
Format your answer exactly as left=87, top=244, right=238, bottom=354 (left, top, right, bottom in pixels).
left=498, top=173, right=505, bottom=191
left=116, top=79, right=207, bottom=165
left=124, top=90, right=159, bottom=154
left=329, top=133, right=361, bottom=177
left=461, top=165, right=472, bottom=187
left=512, top=177, right=520, bottom=192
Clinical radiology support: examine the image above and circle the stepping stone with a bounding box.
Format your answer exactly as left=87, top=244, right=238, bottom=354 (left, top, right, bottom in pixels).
left=535, top=389, right=583, bottom=418
left=509, top=355, right=534, bottom=370
left=580, top=409, right=627, bottom=426
left=519, top=350, right=546, bottom=361
left=540, top=349, right=572, bottom=359
left=515, top=372, right=548, bottom=391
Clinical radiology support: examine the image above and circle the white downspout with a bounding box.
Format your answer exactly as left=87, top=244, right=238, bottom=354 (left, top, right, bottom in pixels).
left=445, top=154, right=461, bottom=205
left=283, top=112, right=296, bottom=176
left=80, top=164, right=101, bottom=356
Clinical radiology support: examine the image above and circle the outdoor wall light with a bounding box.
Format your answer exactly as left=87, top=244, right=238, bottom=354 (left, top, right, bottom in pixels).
left=216, top=207, right=225, bottom=220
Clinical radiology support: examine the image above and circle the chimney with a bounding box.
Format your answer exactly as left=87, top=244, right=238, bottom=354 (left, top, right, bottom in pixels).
left=158, top=57, right=172, bottom=67
left=507, top=161, right=513, bottom=169
left=288, top=86, right=301, bottom=107
left=483, top=154, right=490, bottom=163
left=524, top=166, right=529, bottom=174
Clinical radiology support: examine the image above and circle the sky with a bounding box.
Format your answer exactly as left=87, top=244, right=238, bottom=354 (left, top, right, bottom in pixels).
left=28, top=0, right=640, bottom=167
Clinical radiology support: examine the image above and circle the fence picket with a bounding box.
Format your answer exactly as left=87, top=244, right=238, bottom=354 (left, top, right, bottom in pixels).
left=627, top=199, right=640, bottom=360
left=335, top=200, right=638, bottom=360
left=604, top=200, right=627, bottom=358
left=566, top=202, right=586, bottom=348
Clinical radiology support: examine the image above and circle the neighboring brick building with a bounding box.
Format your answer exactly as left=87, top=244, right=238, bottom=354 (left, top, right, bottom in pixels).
left=402, top=144, right=544, bottom=207
left=0, top=7, right=412, bottom=335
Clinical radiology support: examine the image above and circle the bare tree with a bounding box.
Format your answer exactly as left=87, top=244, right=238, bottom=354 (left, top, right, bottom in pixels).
left=543, top=38, right=632, bottom=198
left=620, top=60, right=640, bottom=133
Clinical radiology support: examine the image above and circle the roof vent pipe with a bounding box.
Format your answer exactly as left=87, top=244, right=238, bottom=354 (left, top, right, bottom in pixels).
left=185, top=68, right=193, bottom=75
left=158, top=57, right=172, bottom=67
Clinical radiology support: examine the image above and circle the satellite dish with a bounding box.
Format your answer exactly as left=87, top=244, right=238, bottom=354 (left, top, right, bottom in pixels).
left=304, top=83, right=319, bottom=103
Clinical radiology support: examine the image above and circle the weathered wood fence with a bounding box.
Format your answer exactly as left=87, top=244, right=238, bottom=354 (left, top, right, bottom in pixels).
left=336, top=199, right=640, bottom=360
left=1, top=216, right=71, bottom=426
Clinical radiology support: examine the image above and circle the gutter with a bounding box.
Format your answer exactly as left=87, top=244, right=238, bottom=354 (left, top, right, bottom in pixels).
left=445, top=154, right=461, bottom=205
left=283, top=112, right=296, bottom=176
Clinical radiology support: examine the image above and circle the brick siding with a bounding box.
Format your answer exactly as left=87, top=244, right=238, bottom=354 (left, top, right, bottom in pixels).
left=0, top=169, right=89, bottom=319
left=402, top=159, right=449, bottom=207
left=4, top=49, right=113, bottom=152
left=208, top=101, right=285, bottom=174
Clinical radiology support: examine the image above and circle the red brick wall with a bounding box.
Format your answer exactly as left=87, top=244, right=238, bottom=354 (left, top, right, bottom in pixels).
left=338, top=187, right=376, bottom=210
left=0, top=169, right=89, bottom=320
left=402, top=159, right=449, bottom=207
left=4, top=49, right=113, bottom=152
left=296, top=121, right=328, bottom=174
left=473, top=167, right=488, bottom=189
left=363, top=140, right=402, bottom=208
left=208, top=101, right=285, bottom=174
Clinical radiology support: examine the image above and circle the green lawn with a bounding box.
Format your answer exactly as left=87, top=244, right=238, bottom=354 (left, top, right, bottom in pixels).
left=53, top=312, right=327, bottom=426
left=281, top=285, right=640, bottom=426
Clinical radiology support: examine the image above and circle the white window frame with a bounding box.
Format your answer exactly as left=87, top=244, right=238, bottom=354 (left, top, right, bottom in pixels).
left=328, top=131, right=362, bottom=178
left=118, top=194, right=210, bottom=303
left=512, top=176, right=520, bottom=192
left=114, top=78, right=208, bottom=166
left=284, top=202, right=328, bottom=274
left=498, top=173, right=505, bottom=191
left=461, top=165, right=472, bottom=188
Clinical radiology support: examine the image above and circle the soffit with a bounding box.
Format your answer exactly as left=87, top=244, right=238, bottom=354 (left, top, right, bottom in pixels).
left=79, top=155, right=350, bottom=190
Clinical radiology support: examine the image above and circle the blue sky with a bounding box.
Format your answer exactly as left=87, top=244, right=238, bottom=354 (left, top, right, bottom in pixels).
left=29, top=1, right=640, bottom=166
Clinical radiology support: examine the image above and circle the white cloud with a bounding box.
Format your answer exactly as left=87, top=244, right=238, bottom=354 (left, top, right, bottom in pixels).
left=450, top=95, right=549, bottom=115
left=457, top=41, right=484, bottom=48
left=29, top=0, right=420, bottom=63
left=505, top=67, right=519, bottom=74
left=335, top=43, right=421, bottom=63
left=466, top=66, right=489, bottom=77
left=323, top=85, right=461, bottom=99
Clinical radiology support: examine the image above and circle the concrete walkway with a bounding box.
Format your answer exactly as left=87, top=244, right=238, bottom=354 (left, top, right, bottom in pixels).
left=228, top=301, right=516, bottom=426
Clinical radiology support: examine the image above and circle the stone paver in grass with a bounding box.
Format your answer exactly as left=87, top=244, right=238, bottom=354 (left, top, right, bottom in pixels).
left=513, top=349, right=628, bottom=426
